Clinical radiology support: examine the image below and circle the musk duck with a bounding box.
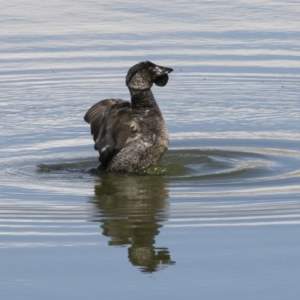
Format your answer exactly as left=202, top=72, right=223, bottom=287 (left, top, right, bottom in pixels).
left=84, top=61, right=173, bottom=172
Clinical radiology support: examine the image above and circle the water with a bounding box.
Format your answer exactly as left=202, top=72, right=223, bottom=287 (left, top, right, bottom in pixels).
left=1, top=0, right=300, bottom=299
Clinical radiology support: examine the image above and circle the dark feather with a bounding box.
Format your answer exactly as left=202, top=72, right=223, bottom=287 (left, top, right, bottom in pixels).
left=84, top=99, right=140, bottom=167
left=84, top=99, right=128, bottom=142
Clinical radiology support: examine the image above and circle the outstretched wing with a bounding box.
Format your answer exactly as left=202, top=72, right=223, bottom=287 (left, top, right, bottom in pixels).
left=84, top=99, right=140, bottom=167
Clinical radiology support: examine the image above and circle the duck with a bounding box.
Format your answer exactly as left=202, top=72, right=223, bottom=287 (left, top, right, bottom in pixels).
left=84, top=61, right=173, bottom=172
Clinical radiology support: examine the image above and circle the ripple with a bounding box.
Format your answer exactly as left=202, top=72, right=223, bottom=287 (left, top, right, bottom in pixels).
left=162, top=147, right=300, bottom=183
left=30, top=146, right=299, bottom=186
left=3, top=137, right=300, bottom=195
left=165, top=198, right=300, bottom=228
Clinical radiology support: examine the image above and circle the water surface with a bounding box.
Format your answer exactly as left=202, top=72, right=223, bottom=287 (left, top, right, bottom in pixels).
left=1, top=1, right=300, bottom=299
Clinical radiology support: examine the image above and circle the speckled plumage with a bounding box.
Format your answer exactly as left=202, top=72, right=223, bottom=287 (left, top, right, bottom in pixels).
left=84, top=61, right=173, bottom=172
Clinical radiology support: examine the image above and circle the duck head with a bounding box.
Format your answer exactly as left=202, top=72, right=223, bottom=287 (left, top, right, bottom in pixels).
left=126, top=61, right=173, bottom=90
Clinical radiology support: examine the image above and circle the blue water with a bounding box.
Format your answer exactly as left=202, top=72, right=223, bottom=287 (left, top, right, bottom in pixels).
left=1, top=1, right=300, bottom=299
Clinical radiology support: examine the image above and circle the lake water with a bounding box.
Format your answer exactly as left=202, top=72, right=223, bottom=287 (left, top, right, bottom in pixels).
left=1, top=0, right=300, bottom=299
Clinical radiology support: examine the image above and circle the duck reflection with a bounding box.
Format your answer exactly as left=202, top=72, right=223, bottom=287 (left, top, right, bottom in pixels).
left=90, top=174, right=175, bottom=273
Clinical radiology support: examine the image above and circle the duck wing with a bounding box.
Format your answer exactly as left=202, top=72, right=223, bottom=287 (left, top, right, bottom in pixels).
left=84, top=99, right=140, bottom=167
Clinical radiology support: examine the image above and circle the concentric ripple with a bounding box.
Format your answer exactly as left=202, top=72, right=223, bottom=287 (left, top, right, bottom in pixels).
left=163, top=146, right=300, bottom=183
left=2, top=136, right=300, bottom=196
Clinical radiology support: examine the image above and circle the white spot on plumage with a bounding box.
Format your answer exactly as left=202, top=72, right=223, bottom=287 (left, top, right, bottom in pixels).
left=100, top=145, right=109, bottom=153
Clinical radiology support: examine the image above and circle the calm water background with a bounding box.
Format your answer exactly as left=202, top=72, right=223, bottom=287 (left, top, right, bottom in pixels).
left=1, top=0, right=300, bottom=299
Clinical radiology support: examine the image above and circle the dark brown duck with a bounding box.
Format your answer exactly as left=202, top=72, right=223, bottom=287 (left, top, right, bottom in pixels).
left=84, top=61, right=173, bottom=172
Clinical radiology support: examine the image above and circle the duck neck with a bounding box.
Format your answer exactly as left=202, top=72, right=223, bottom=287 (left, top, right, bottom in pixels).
left=129, top=89, right=162, bottom=118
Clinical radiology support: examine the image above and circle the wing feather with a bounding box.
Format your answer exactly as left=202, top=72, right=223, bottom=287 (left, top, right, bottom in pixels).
left=84, top=99, right=140, bottom=168
left=84, top=99, right=128, bottom=142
